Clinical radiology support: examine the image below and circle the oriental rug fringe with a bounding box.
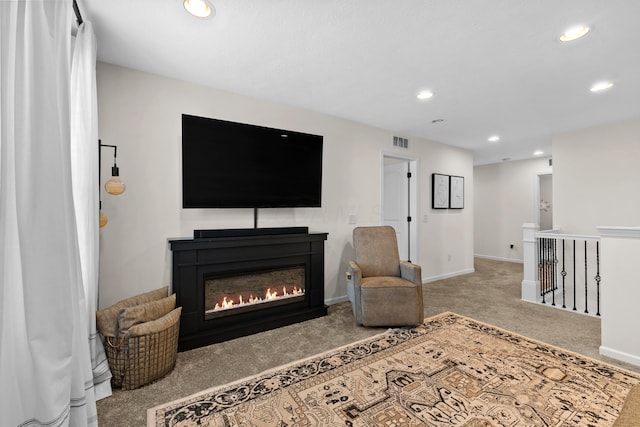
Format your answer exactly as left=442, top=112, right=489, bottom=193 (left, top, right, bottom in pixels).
left=148, top=312, right=640, bottom=426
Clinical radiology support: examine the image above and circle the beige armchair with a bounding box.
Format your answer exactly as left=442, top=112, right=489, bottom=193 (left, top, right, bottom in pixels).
left=348, top=226, right=424, bottom=327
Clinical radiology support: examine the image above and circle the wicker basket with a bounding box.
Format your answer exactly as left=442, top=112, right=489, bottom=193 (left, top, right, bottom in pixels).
left=105, top=313, right=180, bottom=390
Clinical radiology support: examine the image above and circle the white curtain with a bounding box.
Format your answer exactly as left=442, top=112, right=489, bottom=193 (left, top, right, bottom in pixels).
left=0, top=1, right=100, bottom=426
left=71, top=20, right=113, bottom=402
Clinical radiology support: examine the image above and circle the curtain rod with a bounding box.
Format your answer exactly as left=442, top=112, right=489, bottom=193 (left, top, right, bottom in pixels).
left=73, top=0, right=83, bottom=25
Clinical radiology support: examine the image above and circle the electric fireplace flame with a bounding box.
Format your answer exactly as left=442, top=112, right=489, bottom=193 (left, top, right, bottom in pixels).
left=204, top=266, right=306, bottom=319
left=211, top=285, right=304, bottom=313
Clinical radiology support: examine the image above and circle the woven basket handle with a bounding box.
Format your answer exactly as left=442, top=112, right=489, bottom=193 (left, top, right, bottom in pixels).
left=106, top=336, right=125, bottom=349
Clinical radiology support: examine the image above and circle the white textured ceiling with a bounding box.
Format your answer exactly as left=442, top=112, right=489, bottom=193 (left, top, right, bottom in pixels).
left=81, top=0, right=640, bottom=165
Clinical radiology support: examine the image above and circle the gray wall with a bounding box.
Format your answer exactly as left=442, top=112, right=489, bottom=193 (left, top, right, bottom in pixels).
left=553, top=117, right=640, bottom=235
left=474, top=157, right=551, bottom=262
left=96, top=62, right=475, bottom=308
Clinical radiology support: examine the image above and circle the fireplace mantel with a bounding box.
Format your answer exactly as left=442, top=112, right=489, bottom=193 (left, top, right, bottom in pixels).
left=169, top=229, right=328, bottom=351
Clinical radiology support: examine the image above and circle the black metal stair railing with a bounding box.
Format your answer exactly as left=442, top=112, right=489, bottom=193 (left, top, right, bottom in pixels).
left=538, top=236, right=557, bottom=305
left=536, top=231, right=601, bottom=317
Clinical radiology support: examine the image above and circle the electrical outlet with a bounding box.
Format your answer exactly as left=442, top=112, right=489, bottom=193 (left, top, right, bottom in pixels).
left=423, top=214, right=428, bottom=222
left=348, top=215, right=357, bottom=224
left=447, top=254, right=452, bottom=262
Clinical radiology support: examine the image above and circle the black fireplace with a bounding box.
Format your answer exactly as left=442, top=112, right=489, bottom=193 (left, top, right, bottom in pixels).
left=169, top=228, right=328, bottom=351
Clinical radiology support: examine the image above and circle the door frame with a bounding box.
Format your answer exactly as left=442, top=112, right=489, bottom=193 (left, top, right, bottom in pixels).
left=535, top=171, right=553, bottom=230
left=381, top=152, right=419, bottom=262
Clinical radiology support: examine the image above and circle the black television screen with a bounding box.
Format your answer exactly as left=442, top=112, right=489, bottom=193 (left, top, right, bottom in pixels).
left=182, top=114, right=323, bottom=208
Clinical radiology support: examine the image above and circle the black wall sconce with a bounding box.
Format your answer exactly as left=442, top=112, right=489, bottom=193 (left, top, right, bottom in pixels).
left=99, top=140, right=125, bottom=228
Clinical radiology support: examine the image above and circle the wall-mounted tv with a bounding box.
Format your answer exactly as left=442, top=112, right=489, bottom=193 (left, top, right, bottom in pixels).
left=182, top=114, right=323, bottom=209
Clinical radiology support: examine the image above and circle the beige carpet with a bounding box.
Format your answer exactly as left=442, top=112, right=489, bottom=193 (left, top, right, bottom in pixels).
left=98, top=259, right=640, bottom=426
left=148, top=312, right=640, bottom=426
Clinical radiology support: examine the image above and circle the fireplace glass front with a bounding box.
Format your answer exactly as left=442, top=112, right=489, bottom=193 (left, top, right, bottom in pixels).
left=204, top=265, right=305, bottom=320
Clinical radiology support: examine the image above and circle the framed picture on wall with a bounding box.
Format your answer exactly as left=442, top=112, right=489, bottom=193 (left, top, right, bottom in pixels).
left=432, top=173, right=449, bottom=209
left=449, top=175, right=464, bottom=209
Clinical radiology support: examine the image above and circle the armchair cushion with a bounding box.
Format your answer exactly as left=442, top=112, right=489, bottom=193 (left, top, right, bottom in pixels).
left=360, top=276, right=416, bottom=288
left=353, top=226, right=401, bottom=277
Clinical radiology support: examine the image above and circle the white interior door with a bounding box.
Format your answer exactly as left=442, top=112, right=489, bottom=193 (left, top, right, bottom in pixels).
left=383, top=162, right=408, bottom=259
left=383, top=156, right=417, bottom=262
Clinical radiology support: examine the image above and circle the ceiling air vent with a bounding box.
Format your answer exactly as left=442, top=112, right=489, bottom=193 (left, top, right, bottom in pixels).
left=393, top=136, right=409, bottom=149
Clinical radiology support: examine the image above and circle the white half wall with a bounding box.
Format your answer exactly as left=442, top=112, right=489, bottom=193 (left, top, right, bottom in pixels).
left=598, top=227, right=640, bottom=366
left=553, top=118, right=640, bottom=235
left=96, top=62, right=474, bottom=308
left=474, top=157, right=551, bottom=262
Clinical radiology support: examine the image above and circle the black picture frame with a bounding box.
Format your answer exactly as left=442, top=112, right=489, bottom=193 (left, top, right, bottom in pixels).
left=449, top=175, right=464, bottom=209
left=432, top=173, right=449, bottom=209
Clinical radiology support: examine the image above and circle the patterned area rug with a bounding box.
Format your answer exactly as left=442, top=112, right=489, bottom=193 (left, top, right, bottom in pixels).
left=148, top=312, right=640, bottom=426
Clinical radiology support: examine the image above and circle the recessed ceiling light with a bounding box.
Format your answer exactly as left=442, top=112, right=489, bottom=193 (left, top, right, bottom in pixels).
left=184, top=0, right=214, bottom=18
left=533, top=150, right=544, bottom=156
left=560, top=25, right=590, bottom=42
left=416, top=90, right=434, bottom=100
left=590, top=81, right=614, bottom=92
left=488, top=135, right=500, bottom=142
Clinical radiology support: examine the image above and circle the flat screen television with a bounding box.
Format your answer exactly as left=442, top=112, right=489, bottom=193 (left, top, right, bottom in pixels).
left=182, top=114, right=323, bottom=208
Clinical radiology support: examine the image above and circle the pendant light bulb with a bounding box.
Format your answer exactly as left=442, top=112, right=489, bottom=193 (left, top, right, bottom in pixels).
left=105, top=165, right=125, bottom=195
left=105, top=177, right=125, bottom=195
left=99, top=211, right=108, bottom=228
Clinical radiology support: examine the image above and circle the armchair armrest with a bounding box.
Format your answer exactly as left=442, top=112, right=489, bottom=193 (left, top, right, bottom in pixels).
left=348, top=261, right=363, bottom=285
left=400, top=261, right=422, bottom=286
left=348, top=261, right=364, bottom=324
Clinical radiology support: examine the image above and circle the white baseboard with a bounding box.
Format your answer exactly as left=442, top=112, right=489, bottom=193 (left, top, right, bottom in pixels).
left=521, top=279, right=540, bottom=302
left=599, top=345, right=640, bottom=367
left=474, top=254, right=523, bottom=264
left=325, top=295, right=349, bottom=306
left=423, top=268, right=475, bottom=283
left=327, top=268, right=476, bottom=304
